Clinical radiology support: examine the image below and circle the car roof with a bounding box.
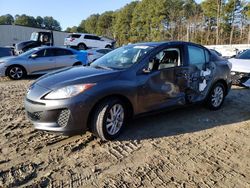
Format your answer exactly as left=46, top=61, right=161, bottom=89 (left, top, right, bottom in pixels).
left=131, top=41, right=206, bottom=48
left=33, top=46, right=74, bottom=51
left=72, top=33, right=97, bottom=36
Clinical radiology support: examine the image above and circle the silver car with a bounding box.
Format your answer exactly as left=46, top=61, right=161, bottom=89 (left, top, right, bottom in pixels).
left=0, top=46, right=87, bottom=80
left=87, top=48, right=112, bottom=63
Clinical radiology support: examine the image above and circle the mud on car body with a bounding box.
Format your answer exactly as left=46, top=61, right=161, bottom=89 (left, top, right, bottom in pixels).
left=24, top=41, right=232, bottom=141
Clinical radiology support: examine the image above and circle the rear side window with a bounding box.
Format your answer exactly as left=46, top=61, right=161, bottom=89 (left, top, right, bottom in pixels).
left=84, top=35, right=101, bottom=40
left=55, top=49, right=73, bottom=56
left=97, top=49, right=111, bottom=54
left=68, top=34, right=81, bottom=38
left=188, top=45, right=206, bottom=70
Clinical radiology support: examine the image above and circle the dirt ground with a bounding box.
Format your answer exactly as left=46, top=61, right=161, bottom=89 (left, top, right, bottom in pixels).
left=0, top=77, right=249, bottom=188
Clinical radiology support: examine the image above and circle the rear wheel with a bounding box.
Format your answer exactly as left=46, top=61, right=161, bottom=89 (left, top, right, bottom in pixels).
left=206, top=82, right=225, bottom=110
left=73, top=62, right=82, bottom=66
left=105, top=45, right=112, bottom=49
left=7, top=65, right=26, bottom=80
left=78, top=43, right=87, bottom=50
left=91, top=98, right=127, bottom=141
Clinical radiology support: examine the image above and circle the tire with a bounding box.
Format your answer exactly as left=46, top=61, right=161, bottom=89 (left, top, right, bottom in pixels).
left=7, top=65, right=26, bottom=80
left=73, top=62, right=82, bottom=66
left=78, top=43, right=87, bottom=50
left=105, top=45, right=112, bottom=49
left=91, top=98, right=127, bottom=141
left=205, top=82, right=225, bottom=110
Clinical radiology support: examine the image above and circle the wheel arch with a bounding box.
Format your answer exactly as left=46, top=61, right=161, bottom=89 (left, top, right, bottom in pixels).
left=87, top=94, right=134, bottom=128
left=213, top=79, right=229, bottom=95
left=5, top=64, right=27, bottom=76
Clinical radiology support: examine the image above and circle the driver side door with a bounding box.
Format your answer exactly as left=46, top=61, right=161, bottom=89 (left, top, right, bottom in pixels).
left=28, top=48, right=56, bottom=74
left=137, top=45, right=186, bottom=112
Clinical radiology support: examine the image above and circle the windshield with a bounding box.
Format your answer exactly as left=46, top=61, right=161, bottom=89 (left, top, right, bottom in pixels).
left=90, top=45, right=153, bottom=70
left=30, top=32, right=39, bottom=41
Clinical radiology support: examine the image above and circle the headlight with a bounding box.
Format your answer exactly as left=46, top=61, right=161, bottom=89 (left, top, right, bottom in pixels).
left=44, top=83, right=96, bottom=99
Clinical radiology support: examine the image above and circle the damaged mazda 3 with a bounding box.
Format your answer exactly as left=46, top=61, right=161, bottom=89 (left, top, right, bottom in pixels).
left=24, top=41, right=232, bottom=141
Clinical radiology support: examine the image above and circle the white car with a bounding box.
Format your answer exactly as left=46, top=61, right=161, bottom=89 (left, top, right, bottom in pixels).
left=64, top=33, right=114, bottom=50
left=229, top=49, right=250, bottom=87
left=87, top=48, right=113, bottom=63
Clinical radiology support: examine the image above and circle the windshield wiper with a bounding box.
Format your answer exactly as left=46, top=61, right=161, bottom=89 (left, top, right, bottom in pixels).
left=93, top=65, right=113, bottom=70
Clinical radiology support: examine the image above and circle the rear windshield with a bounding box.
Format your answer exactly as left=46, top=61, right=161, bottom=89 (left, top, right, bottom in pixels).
left=68, top=34, right=81, bottom=38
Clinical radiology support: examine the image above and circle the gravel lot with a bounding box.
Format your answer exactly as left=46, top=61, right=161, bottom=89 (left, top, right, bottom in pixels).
left=0, top=77, right=249, bottom=188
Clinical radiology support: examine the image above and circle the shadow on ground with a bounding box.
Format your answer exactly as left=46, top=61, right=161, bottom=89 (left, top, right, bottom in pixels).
left=118, top=87, right=250, bottom=141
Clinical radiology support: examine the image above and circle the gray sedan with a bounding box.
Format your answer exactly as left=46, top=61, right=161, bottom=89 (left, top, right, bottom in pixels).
left=0, top=46, right=87, bottom=80
left=25, top=41, right=232, bottom=141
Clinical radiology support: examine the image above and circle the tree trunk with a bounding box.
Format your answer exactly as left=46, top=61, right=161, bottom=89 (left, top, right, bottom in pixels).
left=216, top=0, right=222, bottom=45
left=229, top=0, right=236, bottom=45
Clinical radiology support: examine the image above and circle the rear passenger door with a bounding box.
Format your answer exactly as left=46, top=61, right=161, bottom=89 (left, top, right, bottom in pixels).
left=54, top=48, right=76, bottom=69
left=181, top=44, right=212, bottom=102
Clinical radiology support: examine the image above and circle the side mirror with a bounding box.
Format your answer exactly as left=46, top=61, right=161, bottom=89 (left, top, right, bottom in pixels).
left=30, top=54, right=38, bottom=59
left=142, top=67, right=151, bottom=74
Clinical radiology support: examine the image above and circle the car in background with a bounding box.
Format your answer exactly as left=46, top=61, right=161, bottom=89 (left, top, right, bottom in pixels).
left=24, top=41, right=232, bottom=141
left=64, top=33, right=115, bottom=50
left=87, top=48, right=113, bottom=64
left=209, top=49, right=222, bottom=57
left=0, top=46, right=87, bottom=80
left=0, top=47, right=14, bottom=58
left=228, top=49, right=250, bottom=87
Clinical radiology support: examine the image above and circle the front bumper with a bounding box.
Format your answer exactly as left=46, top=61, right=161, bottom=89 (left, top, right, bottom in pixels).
left=24, top=94, right=94, bottom=135
left=0, top=63, right=7, bottom=77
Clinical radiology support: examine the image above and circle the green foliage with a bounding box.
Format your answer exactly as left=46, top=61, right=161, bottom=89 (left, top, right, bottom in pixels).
left=0, top=14, right=62, bottom=31
left=0, top=14, right=14, bottom=24
left=1, top=0, right=249, bottom=44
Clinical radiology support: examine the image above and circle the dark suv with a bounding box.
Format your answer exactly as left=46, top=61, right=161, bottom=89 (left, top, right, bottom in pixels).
left=25, top=41, right=232, bottom=141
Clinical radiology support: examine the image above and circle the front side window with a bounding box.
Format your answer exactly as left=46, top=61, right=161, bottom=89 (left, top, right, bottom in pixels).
left=90, top=45, right=153, bottom=70
left=148, top=47, right=181, bottom=71
left=188, top=45, right=206, bottom=70
left=35, top=49, right=54, bottom=57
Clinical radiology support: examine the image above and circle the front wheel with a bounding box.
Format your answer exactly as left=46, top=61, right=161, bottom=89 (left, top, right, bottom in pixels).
left=206, top=82, right=225, bottom=110
left=91, top=99, right=127, bottom=141
left=7, top=65, right=26, bottom=80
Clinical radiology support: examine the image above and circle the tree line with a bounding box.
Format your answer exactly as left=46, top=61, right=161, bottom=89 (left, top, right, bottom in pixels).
left=0, top=14, right=62, bottom=31
left=66, top=0, right=250, bottom=46
left=0, top=0, right=249, bottom=46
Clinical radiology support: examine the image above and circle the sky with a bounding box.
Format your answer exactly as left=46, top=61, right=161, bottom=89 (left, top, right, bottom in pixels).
left=0, top=0, right=203, bottom=30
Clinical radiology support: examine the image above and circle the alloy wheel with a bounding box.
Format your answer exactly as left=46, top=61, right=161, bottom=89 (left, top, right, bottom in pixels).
left=9, top=67, right=23, bottom=79
left=106, top=104, right=124, bottom=135
left=211, top=86, right=224, bottom=108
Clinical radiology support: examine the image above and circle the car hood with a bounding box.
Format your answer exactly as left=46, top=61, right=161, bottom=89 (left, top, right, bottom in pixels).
left=229, top=58, right=250, bottom=73
left=34, top=66, right=121, bottom=90
left=15, top=40, right=39, bottom=51
left=0, top=56, right=19, bottom=62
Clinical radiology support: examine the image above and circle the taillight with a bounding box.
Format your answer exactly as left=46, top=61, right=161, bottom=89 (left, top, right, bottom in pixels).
left=88, top=52, right=93, bottom=55
left=70, top=38, right=75, bottom=42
